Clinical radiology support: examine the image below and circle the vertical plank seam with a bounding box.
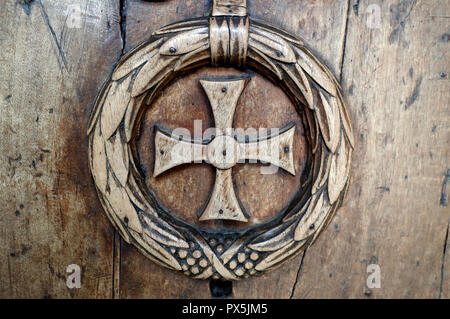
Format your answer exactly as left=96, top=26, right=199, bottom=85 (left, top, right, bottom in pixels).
left=339, top=0, right=351, bottom=83
left=439, top=221, right=449, bottom=299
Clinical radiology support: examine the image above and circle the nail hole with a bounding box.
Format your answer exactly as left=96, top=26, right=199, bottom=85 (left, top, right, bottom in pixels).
left=284, top=146, right=290, bottom=153
left=222, top=87, right=227, bottom=93
left=219, top=209, right=224, bottom=215
left=222, top=150, right=227, bottom=156
left=309, top=224, right=315, bottom=230
left=169, top=47, right=177, bottom=53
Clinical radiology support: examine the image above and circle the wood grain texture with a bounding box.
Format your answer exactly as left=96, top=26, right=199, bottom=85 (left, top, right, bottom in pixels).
left=289, top=0, right=450, bottom=299
left=0, top=0, right=122, bottom=298
left=212, top=0, right=247, bottom=17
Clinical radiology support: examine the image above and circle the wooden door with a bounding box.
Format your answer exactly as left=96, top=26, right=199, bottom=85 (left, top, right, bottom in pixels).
left=0, top=0, right=448, bottom=299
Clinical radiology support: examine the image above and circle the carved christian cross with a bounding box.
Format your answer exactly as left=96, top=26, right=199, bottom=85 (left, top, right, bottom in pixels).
left=153, top=77, right=296, bottom=222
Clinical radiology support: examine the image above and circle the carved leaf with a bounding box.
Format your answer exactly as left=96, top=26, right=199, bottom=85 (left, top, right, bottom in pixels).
left=248, top=47, right=283, bottom=80
left=312, top=142, right=332, bottom=194
left=159, top=27, right=209, bottom=56
left=310, top=201, right=339, bottom=245
left=294, top=191, right=331, bottom=241
left=90, top=124, right=108, bottom=193
left=249, top=26, right=296, bottom=63
left=123, top=95, right=144, bottom=143
left=131, top=54, right=177, bottom=97
left=174, top=44, right=210, bottom=71
left=87, top=82, right=112, bottom=136
left=139, top=233, right=182, bottom=271
left=100, top=194, right=131, bottom=243
left=112, top=38, right=164, bottom=81
left=141, top=213, right=189, bottom=249
left=126, top=169, right=151, bottom=212
left=281, top=63, right=314, bottom=110
left=248, top=222, right=296, bottom=252
left=106, top=175, right=143, bottom=234
left=328, top=135, right=351, bottom=204
left=295, top=47, right=338, bottom=97
left=316, top=91, right=341, bottom=153
left=123, top=99, right=136, bottom=143
left=304, top=109, right=319, bottom=154
left=255, top=241, right=304, bottom=271
left=282, top=196, right=311, bottom=223
left=337, top=89, right=355, bottom=148
left=105, top=133, right=129, bottom=186
left=100, top=75, right=133, bottom=139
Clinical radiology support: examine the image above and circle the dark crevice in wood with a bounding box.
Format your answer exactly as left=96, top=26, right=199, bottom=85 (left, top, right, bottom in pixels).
left=439, top=222, right=449, bottom=299
left=119, top=0, right=128, bottom=56
left=352, top=0, right=360, bottom=16
left=339, top=0, right=351, bottom=83
left=289, top=248, right=308, bottom=299
left=210, top=280, right=233, bottom=299
left=440, top=169, right=449, bottom=207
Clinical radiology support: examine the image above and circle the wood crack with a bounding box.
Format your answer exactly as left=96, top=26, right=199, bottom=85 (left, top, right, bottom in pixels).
left=339, top=0, right=351, bottom=83
left=289, top=248, right=308, bottom=299
left=119, top=0, right=128, bottom=55
left=439, top=221, right=449, bottom=299
left=440, top=169, right=449, bottom=207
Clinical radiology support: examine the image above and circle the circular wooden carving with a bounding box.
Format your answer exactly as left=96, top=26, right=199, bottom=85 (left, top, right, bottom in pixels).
left=88, top=16, right=353, bottom=280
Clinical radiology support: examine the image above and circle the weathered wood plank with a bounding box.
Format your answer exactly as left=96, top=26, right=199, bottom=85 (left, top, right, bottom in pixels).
left=291, top=0, right=450, bottom=299
left=0, top=0, right=122, bottom=298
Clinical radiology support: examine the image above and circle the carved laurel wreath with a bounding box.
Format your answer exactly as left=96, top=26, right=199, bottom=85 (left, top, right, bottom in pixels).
left=88, top=17, right=353, bottom=280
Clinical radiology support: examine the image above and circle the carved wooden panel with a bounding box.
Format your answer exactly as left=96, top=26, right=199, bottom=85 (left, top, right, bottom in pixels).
left=1, top=0, right=448, bottom=299
left=88, top=0, right=352, bottom=281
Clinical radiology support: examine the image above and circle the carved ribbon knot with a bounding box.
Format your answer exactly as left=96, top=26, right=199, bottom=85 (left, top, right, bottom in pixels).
left=210, top=0, right=249, bottom=67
